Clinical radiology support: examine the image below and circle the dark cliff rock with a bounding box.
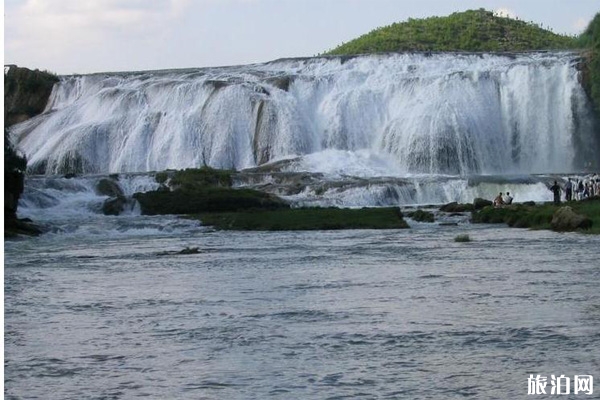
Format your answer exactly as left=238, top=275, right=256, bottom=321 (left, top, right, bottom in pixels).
left=4, top=65, right=59, bottom=127
left=4, top=128, right=26, bottom=223
left=4, top=66, right=58, bottom=236
left=4, top=128, right=42, bottom=237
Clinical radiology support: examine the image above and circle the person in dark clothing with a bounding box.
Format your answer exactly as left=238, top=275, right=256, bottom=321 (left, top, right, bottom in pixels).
left=550, top=181, right=561, bottom=205
left=565, top=178, right=573, bottom=201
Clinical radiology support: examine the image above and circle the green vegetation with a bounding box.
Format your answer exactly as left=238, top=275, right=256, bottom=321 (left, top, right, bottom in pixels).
left=454, top=234, right=471, bottom=242
left=165, top=167, right=234, bottom=188
left=406, top=209, right=435, bottom=222
left=471, top=198, right=600, bottom=234
left=138, top=168, right=410, bottom=230
left=472, top=203, right=554, bottom=229
left=136, top=167, right=285, bottom=215
left=578, top=13, right=600, bottom=112
left=133, top=186, right=288, bottom=215
left=193, top=207, right=409, bottom=231
left=325, top=9, right=578, bottom=55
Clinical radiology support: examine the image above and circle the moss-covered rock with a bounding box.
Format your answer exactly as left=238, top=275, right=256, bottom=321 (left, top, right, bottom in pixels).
left=166, top=167, right=234, bottom=189
left=473, top=197, right=493, bottom=210
left=96, top=178, right=124, bottom=198
left=440, top=202, right=474, bottom=212
left=133, top=187, right=288, bottom=215
left=406, top=209, right=435, bottom=222
left=551, top=206, right=593, bottom=232
left=194, top=207, right=409, bottom=231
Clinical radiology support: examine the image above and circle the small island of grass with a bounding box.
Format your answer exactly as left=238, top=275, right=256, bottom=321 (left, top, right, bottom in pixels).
left=192, top=207, right=409, bottom=231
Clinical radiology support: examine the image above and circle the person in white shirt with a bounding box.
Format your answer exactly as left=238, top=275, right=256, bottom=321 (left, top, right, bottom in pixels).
left=503, top=192, right=513, bottom=205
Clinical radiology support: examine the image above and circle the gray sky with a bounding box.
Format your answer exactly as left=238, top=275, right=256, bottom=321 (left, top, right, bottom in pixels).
left=4, top=0, right=599, bottom=75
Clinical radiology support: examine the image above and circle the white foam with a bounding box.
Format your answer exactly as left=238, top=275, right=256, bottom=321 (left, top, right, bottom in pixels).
left=10, top=52, right=594, bottom=176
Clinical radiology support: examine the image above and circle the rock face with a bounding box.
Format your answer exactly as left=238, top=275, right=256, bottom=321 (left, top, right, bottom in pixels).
left=4, top=66, right=59, bottom=236
left=551, top=206, right=592, bottom=232
left=4, top=128, right=31, bottom=236
left=4, top=65, right=59, bottom=127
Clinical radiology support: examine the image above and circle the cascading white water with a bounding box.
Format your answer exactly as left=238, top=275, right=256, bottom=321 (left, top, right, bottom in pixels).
left=11, top=52, right=595, bottom=177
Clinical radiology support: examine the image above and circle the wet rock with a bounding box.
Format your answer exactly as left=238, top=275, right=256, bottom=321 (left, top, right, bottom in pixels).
left=550, top=206, right=592, bottom=232
left=265, top=76, right=294, bottom=91
left=102, top=196, right=127, bottom=216
left=156, top=247, right=202, bottom=256
left=5, top=218, right=44, bottom=237
left=96, top=178, right=124, bottom=198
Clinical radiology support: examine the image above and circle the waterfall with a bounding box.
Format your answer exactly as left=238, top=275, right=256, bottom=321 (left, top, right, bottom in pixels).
left=11, top=52, right=596, bottom=176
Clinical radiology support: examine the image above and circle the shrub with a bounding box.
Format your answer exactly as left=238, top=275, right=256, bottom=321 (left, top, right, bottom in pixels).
left=454, top=234, right=471, bottom=242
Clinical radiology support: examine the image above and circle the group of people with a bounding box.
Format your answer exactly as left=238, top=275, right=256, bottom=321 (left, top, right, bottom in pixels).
left=493, top=191, right=513, bottom=207
left=550, top=174, right=600, bottom=205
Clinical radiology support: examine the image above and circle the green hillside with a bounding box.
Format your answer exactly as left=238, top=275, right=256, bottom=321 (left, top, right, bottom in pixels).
left=578, top=13, right=600, bottom=112
left=325, top=9, right=578, bottom=55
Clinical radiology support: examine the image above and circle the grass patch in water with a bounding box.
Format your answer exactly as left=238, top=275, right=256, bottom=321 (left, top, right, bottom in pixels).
left=193, top=207, right=410, bottom=231
left=133, top=186, right=288, bottom=215
left=454, top=234, right=471, bottom=242
left=406, top=209, right=435, bottom=222
left=471, top=197, right=600, bottom=234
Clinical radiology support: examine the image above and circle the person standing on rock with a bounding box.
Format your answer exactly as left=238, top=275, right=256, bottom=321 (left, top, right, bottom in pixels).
left=564, top=178, right=573, bottom=201
left=550, top=181, right=561, bottom=205
left=577, top=179, right=584, bottom=200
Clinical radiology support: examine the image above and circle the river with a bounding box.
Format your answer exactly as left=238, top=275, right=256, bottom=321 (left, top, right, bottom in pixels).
left=5, top=216, right=600, bottom=399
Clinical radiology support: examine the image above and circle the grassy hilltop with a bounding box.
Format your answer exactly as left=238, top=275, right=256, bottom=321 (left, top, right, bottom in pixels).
left=325, top=9, right=578, bottom=54
left=325, top=8, right=600, bottom=115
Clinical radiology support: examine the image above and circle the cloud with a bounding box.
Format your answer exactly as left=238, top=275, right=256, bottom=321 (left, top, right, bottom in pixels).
left=493, top=8, right=518, bottom=19
left=5, top=0, right=193, bottom=53
left=5, top=0, right=197, bottom=71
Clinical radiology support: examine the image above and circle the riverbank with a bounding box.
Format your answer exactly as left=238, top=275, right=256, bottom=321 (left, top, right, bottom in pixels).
left=470, top=197, right=600, bottom=234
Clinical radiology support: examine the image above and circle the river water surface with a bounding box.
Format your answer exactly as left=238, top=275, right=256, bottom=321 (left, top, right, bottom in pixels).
left=4, top=217, right=600, bottom=399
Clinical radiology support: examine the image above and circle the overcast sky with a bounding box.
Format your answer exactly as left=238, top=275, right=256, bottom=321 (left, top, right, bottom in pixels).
left=3, top=0, right=599, bottom=75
